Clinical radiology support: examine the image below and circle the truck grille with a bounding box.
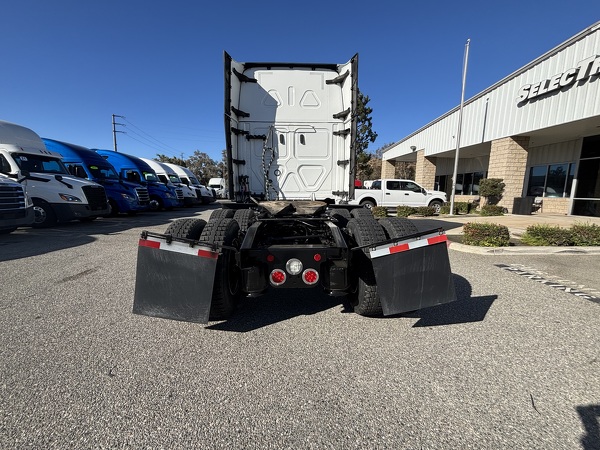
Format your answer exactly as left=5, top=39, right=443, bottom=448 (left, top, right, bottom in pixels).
left=82, top=185, right=108, bottom=211
left=0, top=184, right=26, bottom=215
left=175, top=188, right=184, bottom=200
left=135, top=187, right=150, bottom=203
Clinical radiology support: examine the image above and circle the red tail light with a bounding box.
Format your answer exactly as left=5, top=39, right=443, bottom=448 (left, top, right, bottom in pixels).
left=302, top=269, right=319, bottom=285
left=270, top=269, right=286, bottom=286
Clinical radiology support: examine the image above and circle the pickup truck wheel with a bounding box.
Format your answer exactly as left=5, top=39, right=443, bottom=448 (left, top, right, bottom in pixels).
left=359, top=200, right=375, bottom=210
left=32, top=199, right=57, bottom=228
left=199, top=218, right=241, bottom=320
left=429, top=200, right=443, bottom=214
left=378, top=217, right=419, bottom=239
left=346, top=217, right=387, bottom=317
left=165, top=218, right=207, bottom=240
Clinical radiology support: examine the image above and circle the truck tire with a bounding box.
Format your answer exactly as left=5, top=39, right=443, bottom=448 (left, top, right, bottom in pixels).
left=429, top=200, right=443, bottom=214
left=233, top=208, right=257, bottom=233
left=108, top=199, right=120, bottom=216
left=350, top=207, right=373, bottom=219
left=328, top=208, right=351, bottom=227
left=378, top=217, right=419, bottom=239
left=32, top=199, right=57, bottom=228
left=199, top=218, right=241, bottom=320
left=210, top=209, right=235, bottom=221
left=165, top=218, right=207, bottom=240
left=346, top=217, right=387, bottom=317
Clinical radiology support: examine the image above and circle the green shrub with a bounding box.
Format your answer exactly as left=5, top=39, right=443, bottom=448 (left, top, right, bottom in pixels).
left=371, top=206, right=388, bottom=218
left=479, top=205, right=505, bottom=216
left=414, top=206, right=436, bottom=217
left=439, top=204, right=451, bottom=215
left=479, top=178, right=505, bottom=205
left=396, top=206, right=416, bottom=217
left=521, top=224, right=573, bottom=246
left=454, top=202, right=470, bottom=214
left=462, top=222, right=510, bottom=247
left=571, top=223, right=600, bottom=246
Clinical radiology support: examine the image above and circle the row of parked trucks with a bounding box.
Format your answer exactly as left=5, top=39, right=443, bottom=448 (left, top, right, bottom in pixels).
left=0, top=120, right=215, bottom=233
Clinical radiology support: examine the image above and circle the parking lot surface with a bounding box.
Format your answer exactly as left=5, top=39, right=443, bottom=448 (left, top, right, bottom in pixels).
left=1, top=207, right=599, bottom=449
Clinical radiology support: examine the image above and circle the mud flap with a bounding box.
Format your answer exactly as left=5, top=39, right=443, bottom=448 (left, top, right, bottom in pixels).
left=370, top=231, right=456, bottom=316
left=133, top=234, right=218, bottom=324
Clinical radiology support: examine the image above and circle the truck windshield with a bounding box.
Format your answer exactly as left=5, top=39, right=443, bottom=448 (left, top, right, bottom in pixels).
left=143, top=172, right=159, bottom=182
left=13, top=152, right=70, bottom=175
left=189, top=176, right=200, bottom=185
left=168, top=174, right=182, bottom=184
left=88, top=164, right=119, bottom=180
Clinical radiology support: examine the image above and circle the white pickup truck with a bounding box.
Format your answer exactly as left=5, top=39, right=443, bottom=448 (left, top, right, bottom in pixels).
left=350, top=179, right=447, bottom=212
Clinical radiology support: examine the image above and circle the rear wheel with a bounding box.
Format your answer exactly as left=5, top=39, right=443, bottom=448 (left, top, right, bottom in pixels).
left=346, top=217, right=387, bottom=317
left=199, top=218, right=241, bottom=320
left=350, top=207, right=373, bottom=219
left=233, top=208, right=257, bottom=233
left=165, top=218, right=207, bottom=240
left=359, top=200, right=375, bottom=210
left=210, top=208, right=235, bottom=221
left=32, top=199, right=57, bottom=228
left=378, top=217, right=419, bottom=239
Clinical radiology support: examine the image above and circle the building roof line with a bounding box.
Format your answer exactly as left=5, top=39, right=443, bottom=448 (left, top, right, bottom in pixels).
left=387, top=20, right=600, bottom=152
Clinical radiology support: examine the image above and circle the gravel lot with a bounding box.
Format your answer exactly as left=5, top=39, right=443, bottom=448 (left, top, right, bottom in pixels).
left=1, top=207, right=599, bottom=449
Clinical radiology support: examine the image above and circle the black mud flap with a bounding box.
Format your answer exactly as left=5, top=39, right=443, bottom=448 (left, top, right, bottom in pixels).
left=133, top=234, right=218, bottom=324
left=370, top=231, right=456, bottom=316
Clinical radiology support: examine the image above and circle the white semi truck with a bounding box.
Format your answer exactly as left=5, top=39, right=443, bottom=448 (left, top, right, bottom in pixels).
left=0, top=173, right=35, bottom=233
left=133, top=53, right=456, bottom=324
left=0, top=120, right=109, bottom=227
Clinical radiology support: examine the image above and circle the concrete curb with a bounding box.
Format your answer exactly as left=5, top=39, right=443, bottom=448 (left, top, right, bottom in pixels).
left=448, top=241, right=600, bottom=255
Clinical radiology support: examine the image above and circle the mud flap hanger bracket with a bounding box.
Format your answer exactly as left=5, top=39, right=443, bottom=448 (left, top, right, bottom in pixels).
left=351, top=228, right=447, bottom=254
left=139, top=231, right=238, bottom=255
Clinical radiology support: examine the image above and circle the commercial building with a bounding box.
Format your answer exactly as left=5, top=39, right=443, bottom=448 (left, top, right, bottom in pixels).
left=383, top=21, right=600, bottom=217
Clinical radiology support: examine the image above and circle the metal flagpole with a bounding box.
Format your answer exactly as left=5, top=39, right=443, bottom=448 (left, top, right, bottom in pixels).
left=449, top=39, right=470, bottom=216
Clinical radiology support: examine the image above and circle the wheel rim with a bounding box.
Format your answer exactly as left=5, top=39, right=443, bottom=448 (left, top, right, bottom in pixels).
left=33, top=206, right=46, bottom=224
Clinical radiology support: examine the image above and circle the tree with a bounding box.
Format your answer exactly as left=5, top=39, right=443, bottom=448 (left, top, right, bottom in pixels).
left=155, top=154, right=187, bottom=167
left=186, top=151, right=221, bottom=184
left=479, top=178, right=505, bottom=205
left=354, top=90, right=378, bottom=181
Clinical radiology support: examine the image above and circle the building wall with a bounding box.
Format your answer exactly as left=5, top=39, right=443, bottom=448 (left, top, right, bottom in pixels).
left=488, top=136, right=529, bottom=212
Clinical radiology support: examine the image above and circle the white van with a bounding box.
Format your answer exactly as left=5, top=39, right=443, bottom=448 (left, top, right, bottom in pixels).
left=140, top=158, right=195, bottom=206
left=163, top=163, right=216, bottom=204
left=208, top=177, right=227, bottom=198
left=0, top=120, right=109, bottom=227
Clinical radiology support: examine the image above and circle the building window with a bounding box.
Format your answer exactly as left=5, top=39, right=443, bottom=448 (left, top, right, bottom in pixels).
left=526, top=163, right=575, bottom=197
left=438, top=171, right=486, bottom=195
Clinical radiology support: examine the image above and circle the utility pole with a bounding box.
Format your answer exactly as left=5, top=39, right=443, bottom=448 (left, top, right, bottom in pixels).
left=112, top=114, right=126, bottom=152
left=449, top=39, right=470, bottom=216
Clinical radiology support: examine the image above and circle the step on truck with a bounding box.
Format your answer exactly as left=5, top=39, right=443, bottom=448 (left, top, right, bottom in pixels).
left=133, top=52, right=456, bottom=324
left=0, top=120, right=109, bottom=228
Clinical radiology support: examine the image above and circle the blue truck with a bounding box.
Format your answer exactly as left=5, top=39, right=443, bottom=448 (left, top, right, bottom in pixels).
left=42, top=139, right=151, bottom=216
left=94, top=149, right=183, bottom=211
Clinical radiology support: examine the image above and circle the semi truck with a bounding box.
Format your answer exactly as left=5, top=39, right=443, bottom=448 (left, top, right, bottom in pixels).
left=350, top=179, right=447, bottom=212
left=42, top=139, right=151, bottom=216
left=0, top=173, right=35, bottom=233
left=133, top=53, right=456, bottom=324
left=140, top=158, right=201, bottom=207
left=0, top=120, right=109, bottom=227
left=94, top=149, right=183, bottom=211
left=166, top=163, right=217, bottom=204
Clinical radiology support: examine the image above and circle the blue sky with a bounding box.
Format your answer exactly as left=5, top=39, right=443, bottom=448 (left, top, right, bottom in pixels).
left=1, top=1, right=597, bottom=162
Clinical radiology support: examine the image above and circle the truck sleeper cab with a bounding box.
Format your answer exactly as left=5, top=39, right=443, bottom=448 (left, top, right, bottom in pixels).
left=94, top=149, right=182, bottom=211
left=164, top=162, right=216, bottom=204
left=42, top=139, right=150, bottom=216
left=140, top=158, right=199, bottom=207
left=0, top=121, right=109, bottom=227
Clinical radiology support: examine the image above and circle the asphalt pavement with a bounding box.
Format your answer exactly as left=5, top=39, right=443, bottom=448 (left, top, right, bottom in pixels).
left=1, top=207, right=599, bottom=449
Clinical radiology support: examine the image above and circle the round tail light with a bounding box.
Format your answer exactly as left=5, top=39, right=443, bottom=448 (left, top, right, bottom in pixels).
left=302, top=269, right=319, bottom=285
left=270, top=269, right=286, bottom=286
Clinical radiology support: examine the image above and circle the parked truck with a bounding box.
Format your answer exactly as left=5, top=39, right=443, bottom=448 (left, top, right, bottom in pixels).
left=350, top=179, right=447, bottom=212
left=0, top=173, right=35, bottom=233
left=94, top=149, right=183, bottom=211
left=140, top=158, right=201, bottom=207
left=133, top=53, right=456, bottom=324
left=0, top=120, right=109, bottom=227
left=208, top=177, right=227, bottom=198
left=164, top=163, right=216, bottom=204
left=42, top=139, right=151, bottom=216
